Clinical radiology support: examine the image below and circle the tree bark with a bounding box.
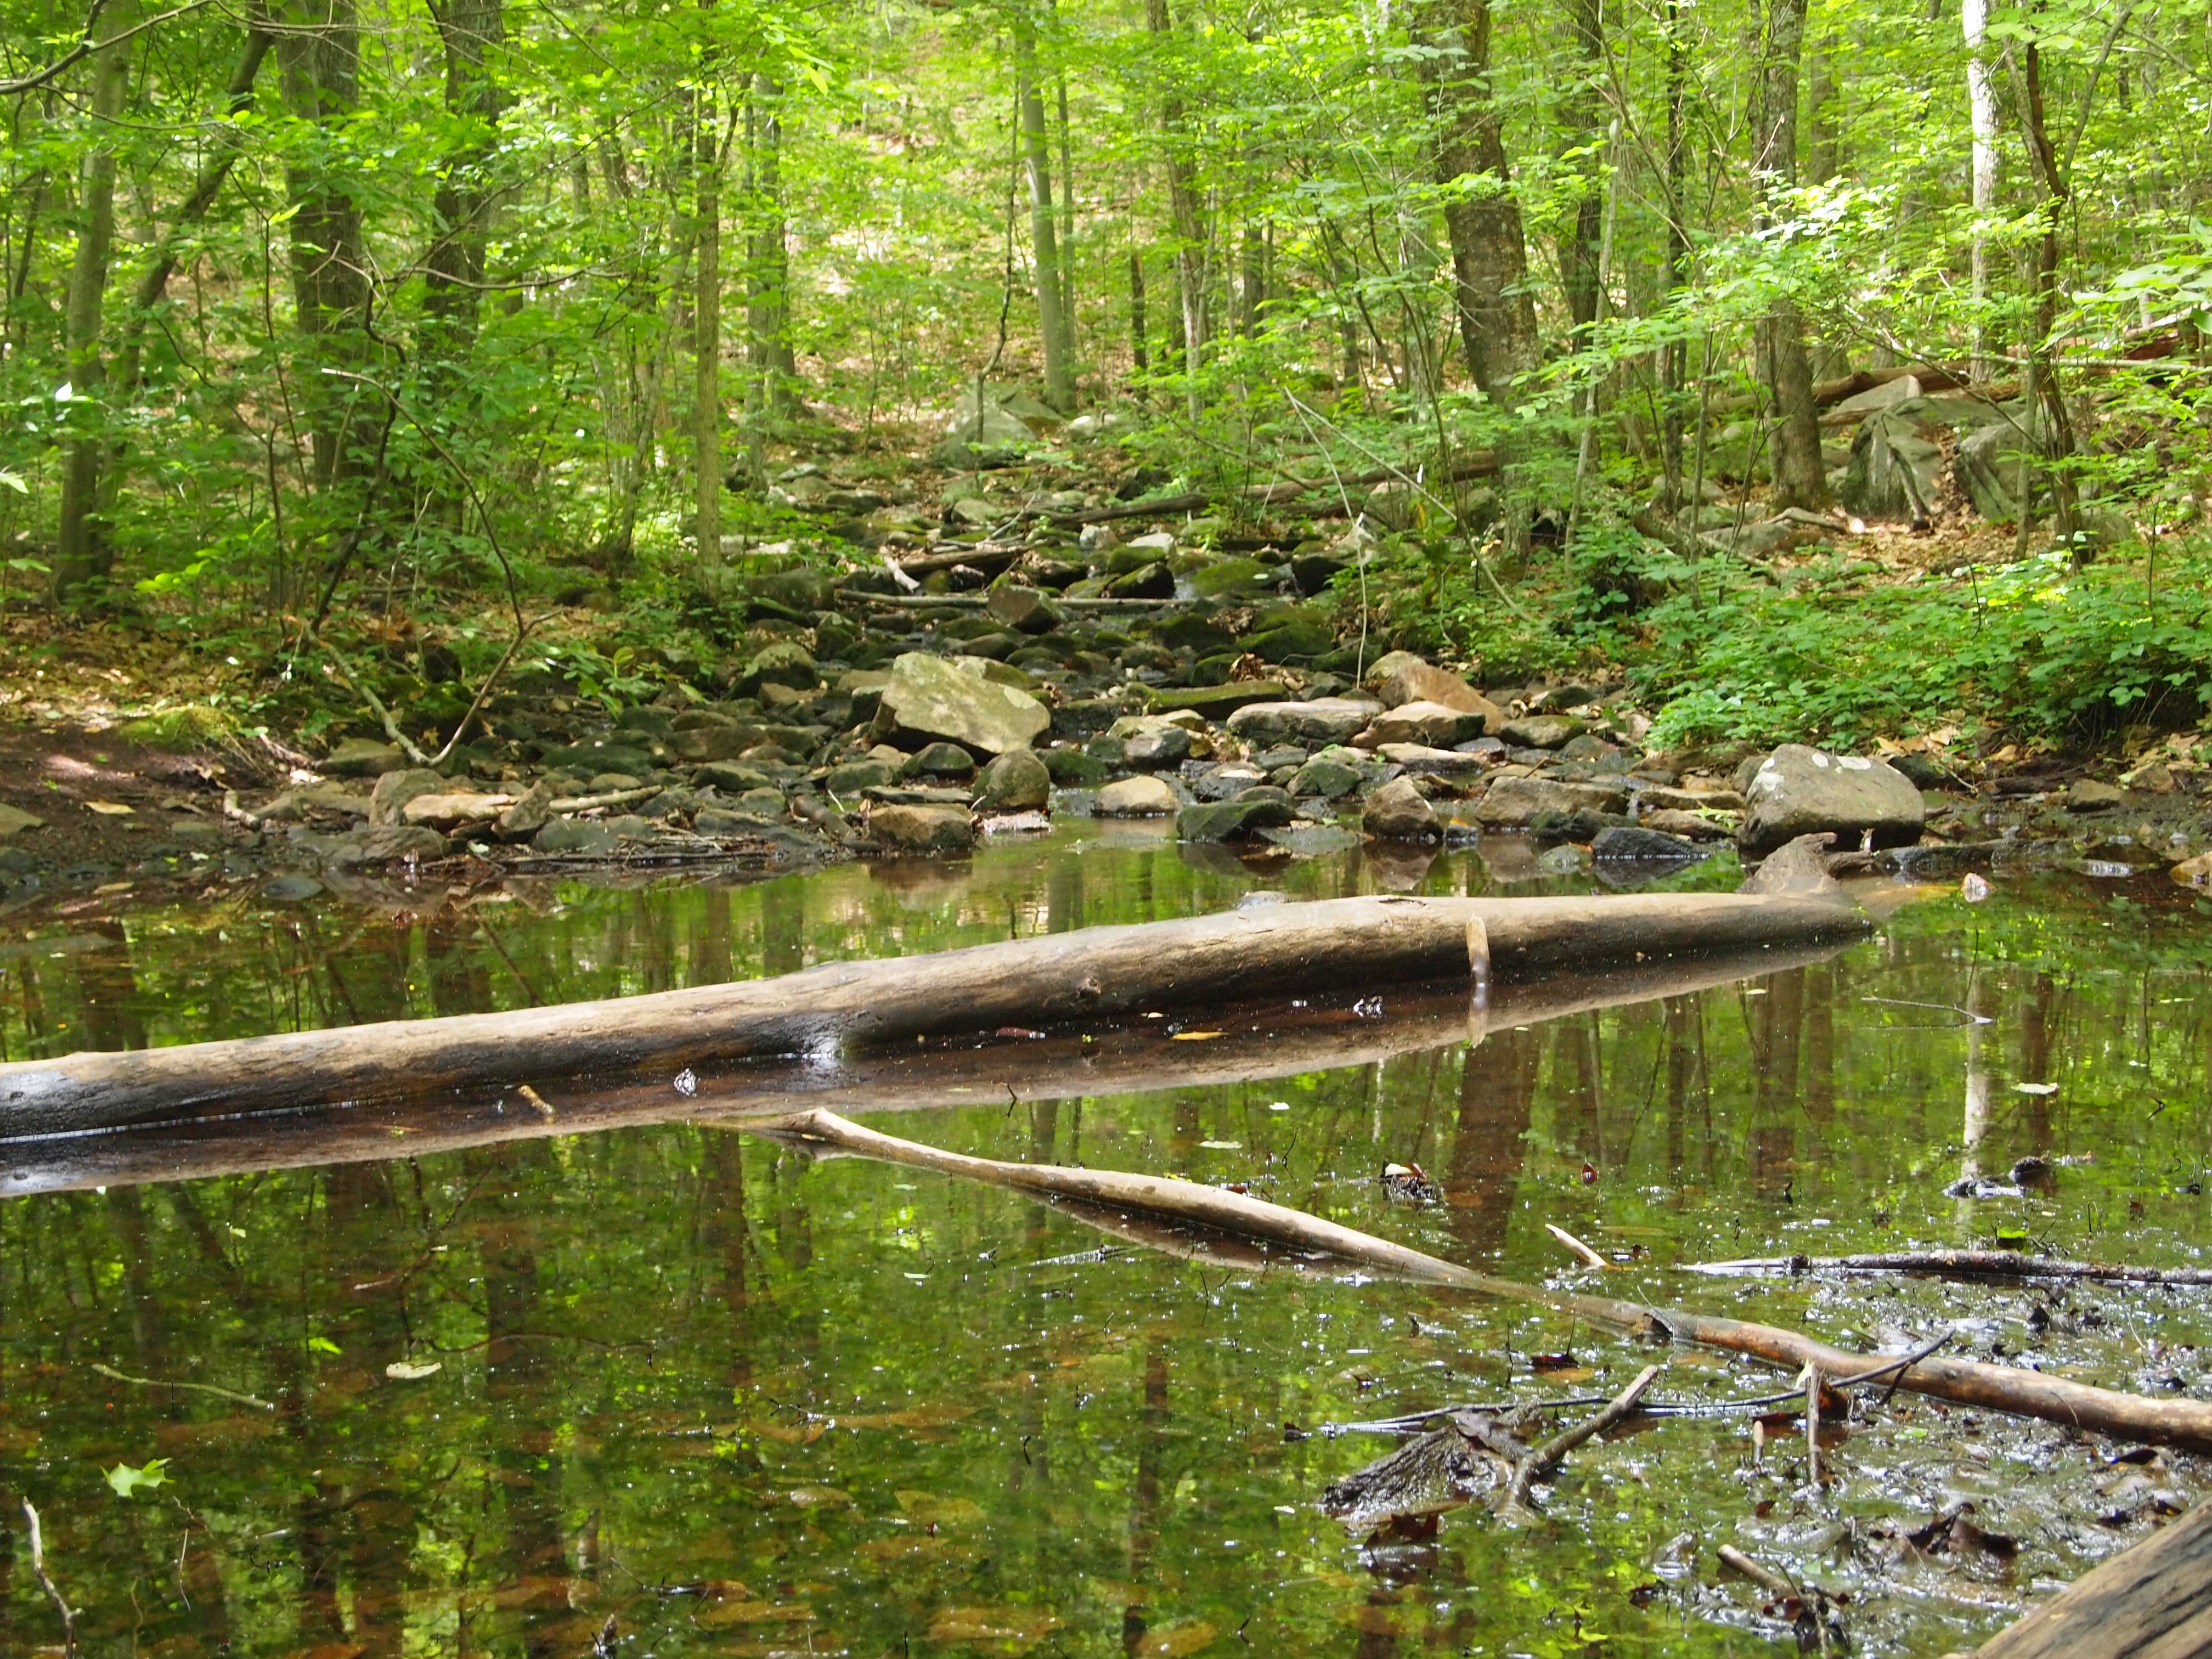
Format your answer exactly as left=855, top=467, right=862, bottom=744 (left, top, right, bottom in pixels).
left=1014, top=4, right=1074, bottom=410
left=744, top=74, right=797, bottom=419
left=53, top=2, right=132, bottom=602
left=2016, top=42, right=2080, bottom=543
left=273, top=0, right=373, bottom=493
left=1144, top=0, right=1207, bottom=417
left=421, top=0, right=505, bottom=357
left=1659, top=0, right=1689, bottom=499
left=1962, top=0, right=1999, bottom=380
left=1751, top=0, right=1826, bottom=508
left=693, top=50, right=721, bottom=562
left=1556, top=0, right=1605, bottom=336
left=1412, top=0, right=1539, bottom=402
left=1127, top=247, right=1148, bottom=372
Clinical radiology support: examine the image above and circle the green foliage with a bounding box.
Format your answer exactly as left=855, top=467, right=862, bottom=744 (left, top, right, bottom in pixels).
left=117, top=703, right=240, bottom=752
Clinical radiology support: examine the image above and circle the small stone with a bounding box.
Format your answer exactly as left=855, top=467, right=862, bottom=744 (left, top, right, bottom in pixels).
left=1363, top=776, right=1440, bottom=841
left=1499, top=714, right=1585, bottom=749
left=1592, top=825, right=1706, bottom=862
left=986, top=585, right=1065, bottom=635
left=870, top=804, right=975, bottom=854
left=1641, top=808, right=1738, bottom=841
left=1097, top=775, right=1180, bottom=816
left=905, top=741, right=979, bottom=782
left=1041, top=747, right=1110, bottom=787
left=495, top=779, right=555, bottom=839
left=2067, top=778, right=2126, bottom=812
left=736, top=787, right=788, bottom=816
left=1226, top=698, right=1385, bottom=747
left=369, top=768, right=445, bottom=827
left=826, top=758, right=899, bottom=794
left=262, top=873, right=325, bottom=901
left=0, top=804, right=44, bottom=838
left=322, top=737, right=406, bottom=778
left=329, top=824, right=449, bottom=865
left=2125, top=760, right=2178, bottom=794
left=400, top=791, right=506, bottom=832
left=1288, top=757, right=1363, bottom=798
left=694, top=762, right=777, bottom=793
left=1125, top=726, right=1194, bottom=770
left=2171, top=851, right=2212, bottom=889
left=1177, top=787, right=1296, bottom=842
left=974, top=748, right=1051, bottom=812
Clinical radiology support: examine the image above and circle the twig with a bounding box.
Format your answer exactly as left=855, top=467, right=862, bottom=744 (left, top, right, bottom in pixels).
left=1545, top=1222, right=1611, bottom=1269
left=21, top=1498, right=77, bottom=1658
left=1717, top=1543, right=1794, bottom=1598
left=1804, top=1362, right=1821, bottom=1487
left=1506, top=1363, right=1662, bottom=1507
left=89, top=1360, right=274, bottom=1412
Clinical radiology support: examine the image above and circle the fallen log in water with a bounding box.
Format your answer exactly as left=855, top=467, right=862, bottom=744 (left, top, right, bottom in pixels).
left=753, top=1109, right=2212, bottom=1455
left=0, top=890, right=1864, bottom=1143
left=1967, top=1498, right=2212, bottom=1657
left=1, top=934, right=1850, bottom=1197
left=1689, top=1250, right=2212, bottom=1288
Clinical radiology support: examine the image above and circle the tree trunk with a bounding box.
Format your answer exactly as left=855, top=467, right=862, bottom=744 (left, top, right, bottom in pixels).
left=1144, top=0, right=1207, bottom=417
left=421, top=0, right=505, bottom=359
left=745, top=74, right=798, bottom=419
left=1412, top=0, right=1539, bottom=402
left=1963, top=0, right=1999, bottom=380
left=1127, top=247, right=1148, bottom=373
left=694, top=71, right=721, bottom=563
left=1055, top=64, right=1075, bottom=328
left=1014, top=5, right=1074, bottom=410
left=274, top=0, right=373, bottom=493
left=1751, top=0, right=1826, bottom=508
left=2016, top=42, right=2080, bottom=542
left=1556, top=0, right=1605, bottom=336
left=53, top=3, right=133, bottom=602
left=1660, top=0, right=1689, bottom=499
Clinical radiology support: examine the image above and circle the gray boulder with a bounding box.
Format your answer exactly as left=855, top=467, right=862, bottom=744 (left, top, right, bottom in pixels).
left=325, top=824, right=448, bottom=866
left=1955, top=419, right=2045, bottom=524
left=1842, top=409, right=1945, bottom=524
left=1226, top=697, right=1383, bottom=747
left=1499, top=714, right=1584, bottom=750
left=1592, top=825, right=1706, bottom=863
left=1177, top=787, right=1296, bottom=843
left=974, top=748, right=1051, bottom=812
left=870, top=803, right=975, bottom=855
left=1288, top=755, right=1363, bottom=799
left=872, top=652, right=1051, bottom=756
left=1472, top=776, right=1629, bottom=829
left=369, top=768, right=444, bottom=827
left=935, top=393, right=1034, bottom=469
left=1097, top=775, right=1180, bottom=816
left=1738, top=744, right=1925, bottom=857
left=1363, top=776, right=1439, bottom=841
left=323, top=737, right=405, bottom=778
left=986, top=585, right=1065, bottom=635
left=1358, top=701, right=1489, bottom=748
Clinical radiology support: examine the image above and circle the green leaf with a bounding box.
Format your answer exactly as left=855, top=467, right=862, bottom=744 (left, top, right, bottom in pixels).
left=105, top=1458, right=170, bottom=1498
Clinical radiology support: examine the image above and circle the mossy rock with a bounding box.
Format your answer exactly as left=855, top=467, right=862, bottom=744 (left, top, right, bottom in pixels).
left=119, top=703, right=237, bottom=752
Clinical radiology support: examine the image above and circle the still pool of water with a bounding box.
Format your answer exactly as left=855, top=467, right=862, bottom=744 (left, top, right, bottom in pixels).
left=3, top=827, right=2212, bottom=1657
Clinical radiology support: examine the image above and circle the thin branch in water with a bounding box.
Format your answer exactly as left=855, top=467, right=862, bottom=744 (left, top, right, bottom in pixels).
left=89, top=1361, right=274, bottom=1411
left=21, top=1498, right=77, bottom=1658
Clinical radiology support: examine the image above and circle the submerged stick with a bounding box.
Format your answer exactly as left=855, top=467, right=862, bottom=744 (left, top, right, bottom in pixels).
left=1508, top=1363, right=1662, bottom=1508
left=1687, top=1250, right=2212, bottom=1287
left=752, top=1109, right=2212, bottom=1455
left=22, top=1498, right=76, bottom=1658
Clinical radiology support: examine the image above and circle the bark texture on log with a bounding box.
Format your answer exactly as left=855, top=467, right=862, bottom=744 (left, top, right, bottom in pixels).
left=0, top=894, right=1862, bottom=1142
left=1972, top=1498, right=2212, bottom=1657
left=2, top=935, right=1854, bottom=1197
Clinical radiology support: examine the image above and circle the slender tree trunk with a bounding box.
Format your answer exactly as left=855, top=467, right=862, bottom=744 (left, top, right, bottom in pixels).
left=2017, top=42, right=2080, bottom=542
left=1660, top=0, right=1689, bottom=500
left=54, top=2, right=133, bottom=602
left=1412, top=0, right=1539, bottom=402
left=1144, top=0, right=1207, bottom=418
left=1807, top=30, right=1839, bottom=184
left=274, top=0, right=373, bottom=493
left=1963, top=0, right=2000, bottom=379
left=1127, top=246, right=1148, bottom=373
left=1014, top=4, right=1074, bottom=410
left=1054, top=39, right=1075, bottom=335
left=1751, top=0, right=1826, bottom=508
left=421, top=0, right=505, bottom=360
left=1556, top=0, right=1605, bottom=335
left=745, top=74, right=797, bottom=419
left=694, top=64, right=721, bottom=563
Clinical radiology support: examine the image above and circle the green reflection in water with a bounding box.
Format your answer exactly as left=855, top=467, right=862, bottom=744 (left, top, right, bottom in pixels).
left=2, top=839, right=2212, bottom=1656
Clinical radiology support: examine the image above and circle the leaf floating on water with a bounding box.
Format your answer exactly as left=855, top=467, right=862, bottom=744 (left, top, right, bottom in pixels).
left=105, top=1457, right=169, bottom=1497
left=786, top=1485, right=850, bottom=1508
left=85, top=800, right=136, bottom=815
left=385, top=1360, right=442, bottom=1380
left=1198, top=1139, right=1242, bottom=1150
left=1136, top=1619, right=1219, bottom=1658
left=1170, top=1030, right=1225, bottom=1042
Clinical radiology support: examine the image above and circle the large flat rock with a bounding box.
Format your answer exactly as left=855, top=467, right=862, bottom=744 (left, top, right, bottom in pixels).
left=1739, top=744, right=1925, bottom=857
left=872, top=652, right=1051, bottom=757
left=1226, top=697, right=1383, bottom=746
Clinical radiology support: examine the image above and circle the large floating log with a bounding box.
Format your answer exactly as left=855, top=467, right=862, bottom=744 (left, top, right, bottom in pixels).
left=0, top=891, right=1865, bottom=1145
left=0, top=935, right=1854, bottom=1197
left=760, top=1110, right=2212, bottom=1455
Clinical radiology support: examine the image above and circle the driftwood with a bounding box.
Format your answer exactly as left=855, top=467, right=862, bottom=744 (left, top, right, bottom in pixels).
left=1969, top=1499, right=2212, bottom=1658
left=754, top=1109, right=2212, bottom=1455
left=2, top=934, right=1852, bottom=1199
left=1689, top=1251, right=2212, bottom=1288
left=0, top=890, right=1864, bottom=1143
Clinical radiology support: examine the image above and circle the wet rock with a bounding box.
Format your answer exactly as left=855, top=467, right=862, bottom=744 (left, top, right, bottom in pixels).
left=1040, top=747, right=1109, bottom=787
left=1226, top=697, right=1384, bottom=747
left=1592, top=825, right=1706, bottom=863
left=496, top=780, right=555, bottom=839
left=1177, top=786, right=1296, bottom=842
left=670, top=721, right=754, bottom=764
left=1097, top=775, right=1180, bottom=816
left=1242, top=619, right=1333, bottom=662
left=694, top=761, right=778, bottom=794
left=534, top=819, right=622, bottom=856
left=986, top=585, right=1064, bottom=634
left=369, top=768, right=445, bottom=827
left=1374, top=744, right=1489, bottom=775
left=1125, top=726, right=1193, bottom=770
left=1188, top=764, right=1269, bottom=802
left=400, top=791, right=508, bottom=832
left=323, top=737, right=406, bottom=778
left=904, top=741, right=979, bottom=782
left=1289, top=755, right=1363, bottom=799
left=1357, top=701, right=1490, bottom=749
left=1641, top=808, right=1737, bottom=841
left=263, top=873, right=325, bottom=902
left=873, top=652, right=1051, bottom=756
left=330, top=824, right=449, bottom=865
left=1739, top=744, right=1925, bottom=856
left=1640, top=784, right=1745, bottom=813
left=1146, top=681, right=1292, bottom=720
left=974, top=748, right=1051, bottom=811
left=1498, top=714, right=1584, bottom=750
left=1105, top=561, right=1175, bottom=599
left=1739, top=832, right=1844, bottom=900
left=1186, top=557, right=1281, bottom=599
left=1473, top=776, right=1630, bottom=829
left=1363, top=776, right=1440, bottom=841
left=870, top=803, right=975, bottom=855
left=826, top=758, right=899, bottom=794
left=538, top=740, right=656, bottom=778
left=2067, top=778, right=2125, bottom=813
left=733, top=787, right=788, bottom=816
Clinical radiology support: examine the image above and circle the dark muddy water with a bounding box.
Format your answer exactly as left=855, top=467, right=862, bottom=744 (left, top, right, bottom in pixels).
left=3, top=827, right=2211, bottom=1657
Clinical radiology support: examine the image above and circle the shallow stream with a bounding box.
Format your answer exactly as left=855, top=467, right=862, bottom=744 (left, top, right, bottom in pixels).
left=4, top=828, right=2212, bottom=1657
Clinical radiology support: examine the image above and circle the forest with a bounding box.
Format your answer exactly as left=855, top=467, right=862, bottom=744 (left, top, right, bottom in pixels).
left=3, top=0, right=2211, bottom=757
